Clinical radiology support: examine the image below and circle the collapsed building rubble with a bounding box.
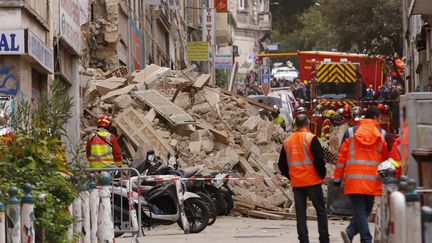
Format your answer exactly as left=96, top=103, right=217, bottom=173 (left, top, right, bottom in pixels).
left=81, top=64, right=339, bottom=220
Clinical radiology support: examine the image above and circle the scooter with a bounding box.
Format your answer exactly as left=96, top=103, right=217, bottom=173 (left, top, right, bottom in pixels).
left=111, top=155, right=209, bottom=236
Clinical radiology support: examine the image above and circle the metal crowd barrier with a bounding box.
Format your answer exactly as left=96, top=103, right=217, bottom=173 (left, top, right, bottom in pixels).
left=86, top=167, right=142, bottom=243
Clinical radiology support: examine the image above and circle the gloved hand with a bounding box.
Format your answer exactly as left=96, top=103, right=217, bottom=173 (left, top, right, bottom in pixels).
left=333, top=180, right=341, bottom=188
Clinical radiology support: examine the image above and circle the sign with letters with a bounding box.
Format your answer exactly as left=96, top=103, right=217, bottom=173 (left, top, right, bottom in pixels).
left=0, top=30, right=25, bottom=55
left=28, top=31, right=54, bottom=73
left=60, top=0, right=81, bottom=53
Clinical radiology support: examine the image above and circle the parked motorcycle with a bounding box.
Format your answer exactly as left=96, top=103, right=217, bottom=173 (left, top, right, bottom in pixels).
left=111, top=155, right=209, bottom=236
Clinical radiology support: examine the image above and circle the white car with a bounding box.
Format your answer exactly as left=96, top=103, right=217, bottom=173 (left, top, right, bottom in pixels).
left=273, top=66, right=298, bottom=82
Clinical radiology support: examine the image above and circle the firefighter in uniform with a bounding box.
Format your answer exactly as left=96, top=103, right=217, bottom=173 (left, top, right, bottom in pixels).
left=334, top=107, right=390, bottom=243
left=86, top=115, right=122, bottom=168
left=321, top=110, right=335, bottom=141
left=388, top=137, right=402, bottom=178
left=278, top=114, right=329, bottom=243
left=310, top=105, right=324, bottom=136
left=377, top=104, right=393, bottom=132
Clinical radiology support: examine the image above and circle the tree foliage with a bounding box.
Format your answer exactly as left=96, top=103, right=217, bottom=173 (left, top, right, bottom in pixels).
left=320, top=0, right=402, bottom=54
left=271, top=0, right=403, bottom=55
left=270, top=0, right=315, bottom=34
left=0, top=80, right=80, bottom=242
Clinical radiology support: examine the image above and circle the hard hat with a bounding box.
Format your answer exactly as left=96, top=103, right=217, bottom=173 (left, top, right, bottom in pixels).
left=97, top=115, right=112, bottom=129
left=343, top=104, right=351, bottom=110
left=384, top=105, right=390, bottom=113
left=342, top=106, right=351, bottom=118
left=297, top=107, right=307, bottom=114
left=336, top=108, right=344, bottom=115
left=377, top=160, right=396, bottom=178
left=351, top=106, right=362, bottom=121
left=0, top=109, right=9, bottom=127
left=326, top=110, right=336, bottom=119
left=315, top=104, right=323, bottom=112
left=303, top=80, right=308, bottom=85
left=377, top=104, right=385, bottom=112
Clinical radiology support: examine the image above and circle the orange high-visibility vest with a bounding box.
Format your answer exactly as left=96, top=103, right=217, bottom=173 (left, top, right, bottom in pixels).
left=334, top=120, right=389, bottom=196
left=88, top=131, right=116, bottom=168
left=283, top=128, right=323, bottom=187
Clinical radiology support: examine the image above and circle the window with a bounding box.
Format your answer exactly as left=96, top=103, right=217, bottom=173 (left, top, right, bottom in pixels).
left=238, top=0, right=245, bottom=10
left=316, top=83, right=358, bottom=99
left=31, top=69, right=47, bottom=108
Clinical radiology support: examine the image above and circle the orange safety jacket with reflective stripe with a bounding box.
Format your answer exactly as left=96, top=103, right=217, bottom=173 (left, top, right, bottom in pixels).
left=283, top=128, right=323, bottom=187
left=334, top=119, right=389, bottom=196
left=86, top=129, right=121, bottom=168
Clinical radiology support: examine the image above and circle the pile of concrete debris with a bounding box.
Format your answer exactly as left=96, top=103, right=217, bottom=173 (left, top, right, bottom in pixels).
left=81, top=64, right=334, bottom=220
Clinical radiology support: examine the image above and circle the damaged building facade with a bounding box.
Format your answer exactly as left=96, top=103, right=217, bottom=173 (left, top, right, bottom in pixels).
left=0, top=0, right=84, bottom=157
left=231, top=0, right=271, bottom=66
left=402, top=0, right=432, bottom=92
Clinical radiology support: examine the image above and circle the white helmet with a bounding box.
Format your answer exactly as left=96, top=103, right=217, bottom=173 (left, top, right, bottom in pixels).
left=377, top=160, right=396, bottom=178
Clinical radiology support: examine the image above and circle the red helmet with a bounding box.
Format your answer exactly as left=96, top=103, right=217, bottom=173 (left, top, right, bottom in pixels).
left=342, top=106, right=351, bottom=118
left=377, top=104, right=385, bottom=112
left=97, top=115, right=112, bottom=128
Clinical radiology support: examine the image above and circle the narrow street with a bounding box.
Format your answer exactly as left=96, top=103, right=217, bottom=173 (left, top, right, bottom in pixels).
left=117, top=217, right=368, bottom=243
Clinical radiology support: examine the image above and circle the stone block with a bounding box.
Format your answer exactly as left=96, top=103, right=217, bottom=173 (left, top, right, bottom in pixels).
left=189, top=141, right=201, bottom=154
left=113, top=94, right=133, bottom=109
left=144, top=108, right=156, bottom=122
left=267, top=192, right=287, bottom=208
left=214, top=146, right=240, bottom=171
left=256, top=121, right=274, bottom=145
left=241, top=116, right=262, bottom=132
left=190, top=129, right=213, bottom=141
left=191, top=103, right=212, bottom=115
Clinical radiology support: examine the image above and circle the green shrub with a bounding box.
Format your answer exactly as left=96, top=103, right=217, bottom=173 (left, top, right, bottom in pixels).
left=0, top=80, right=81, bottom=242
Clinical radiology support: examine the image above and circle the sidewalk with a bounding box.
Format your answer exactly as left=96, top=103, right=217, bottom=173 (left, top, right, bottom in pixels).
left=116, top=216, right=372, bottom=243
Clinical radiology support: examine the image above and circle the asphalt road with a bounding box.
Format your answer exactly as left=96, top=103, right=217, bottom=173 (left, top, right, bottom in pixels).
left=116, top=216, right=373, bottom=243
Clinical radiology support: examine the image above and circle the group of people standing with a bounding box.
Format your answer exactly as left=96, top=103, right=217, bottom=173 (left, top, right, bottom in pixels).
left=278, top=106, right=401, bottom=243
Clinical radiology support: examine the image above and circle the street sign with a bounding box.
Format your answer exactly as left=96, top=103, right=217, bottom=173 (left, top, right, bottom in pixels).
left=261, top=83, right=270, bottom=96
left=261, top=67, right=271, bottom=84
left=186, top=42, right=209, bottom=61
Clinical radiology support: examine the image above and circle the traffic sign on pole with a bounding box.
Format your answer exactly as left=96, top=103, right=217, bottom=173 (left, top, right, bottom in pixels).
left=261, top=83, right=270, bottom=96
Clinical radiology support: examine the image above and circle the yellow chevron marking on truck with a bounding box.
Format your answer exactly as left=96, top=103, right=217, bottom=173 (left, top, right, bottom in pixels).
left=317, top=63, right=357, bottom=83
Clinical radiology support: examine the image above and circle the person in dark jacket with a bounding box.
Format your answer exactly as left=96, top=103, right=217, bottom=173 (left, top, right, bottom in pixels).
left=278, top=114, right=329, bottom=243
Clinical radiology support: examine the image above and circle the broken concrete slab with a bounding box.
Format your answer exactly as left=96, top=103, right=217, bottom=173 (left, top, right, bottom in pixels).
left=191, top=102, right=213, bottom=115
left=113, top=94, right=134, bottom=109
left=195, top=122, right=229, bottom=145
left=267, top=192, right=287, bottom=208
left=190, top=129, right=213, bottom=141
left=189, top=141, right=201, bottom=154
left=101, top=84, right=136, bottom=101
left=133, top=90, right=196, bottom=126
left=144, top=108, right=156, bottom=122
left=84, top=86, right=100, bottom=104
left=242, top=116, right=263, bottom=132
left=131, top=64, right=171, bottom=89
left=214, top=146, right=240, bottom=171
left=193, top=73, right=211, bottom=88
left=95, top=77, right=126, bottom=95
left=156, top=129, right=171, bottom=139
left=256, top=121, right=274, bottom=145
